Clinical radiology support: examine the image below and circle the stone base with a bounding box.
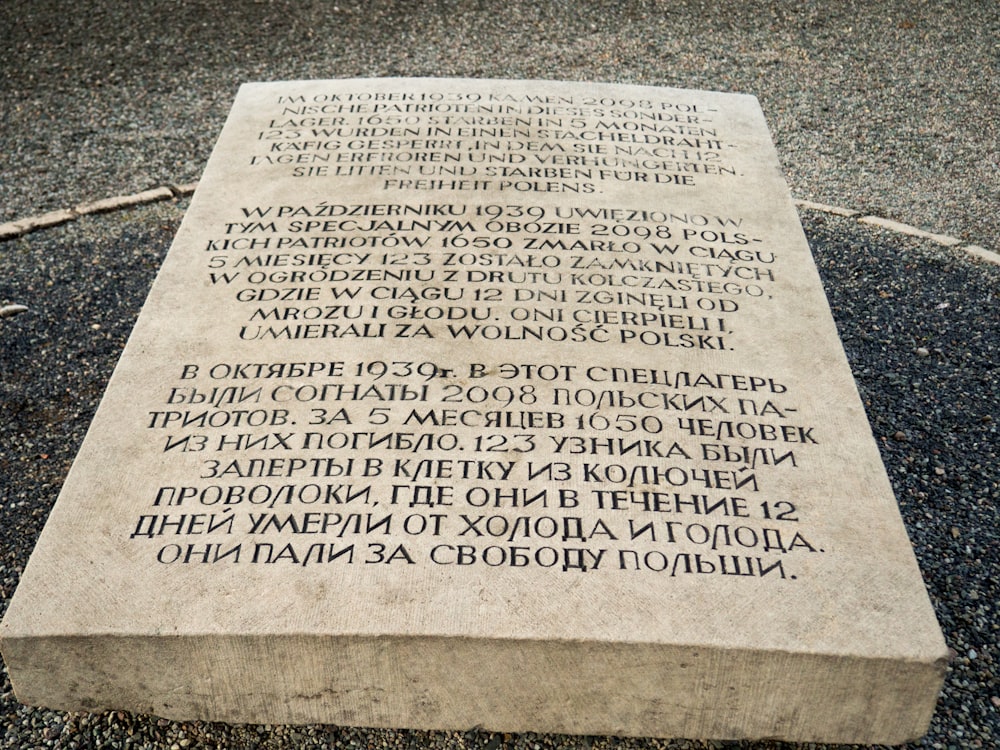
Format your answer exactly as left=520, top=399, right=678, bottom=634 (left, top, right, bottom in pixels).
left=2, top=633, right=944, bottom=744
left=0, top=78, right=947, bottom=744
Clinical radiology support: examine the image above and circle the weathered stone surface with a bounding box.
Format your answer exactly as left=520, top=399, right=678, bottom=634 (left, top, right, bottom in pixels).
left=0, top=78, right=947, bottom=744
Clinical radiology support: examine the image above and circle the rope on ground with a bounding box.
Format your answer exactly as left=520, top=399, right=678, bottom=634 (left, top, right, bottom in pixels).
left=1, top=184, right=997, bottom=266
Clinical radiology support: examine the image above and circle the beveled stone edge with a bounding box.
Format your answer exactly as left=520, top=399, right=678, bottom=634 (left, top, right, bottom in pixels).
left=0, top=630, right=949, bottom=745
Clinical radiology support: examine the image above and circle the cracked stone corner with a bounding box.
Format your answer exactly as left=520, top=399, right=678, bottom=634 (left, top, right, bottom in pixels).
left=169, top=182, right=200, bottom=197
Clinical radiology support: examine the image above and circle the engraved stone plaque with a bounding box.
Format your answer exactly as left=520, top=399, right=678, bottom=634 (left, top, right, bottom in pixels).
left=0, top=78, right=947, bottom=744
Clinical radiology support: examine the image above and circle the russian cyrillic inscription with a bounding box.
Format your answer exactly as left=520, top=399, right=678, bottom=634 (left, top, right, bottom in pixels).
left=0, top=79, right=946, bottom=744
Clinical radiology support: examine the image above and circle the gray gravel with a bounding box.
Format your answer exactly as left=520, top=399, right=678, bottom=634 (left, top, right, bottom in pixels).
left=1, top=1, right=998, bottom=749
left=1, top=0, right=997, bottom=249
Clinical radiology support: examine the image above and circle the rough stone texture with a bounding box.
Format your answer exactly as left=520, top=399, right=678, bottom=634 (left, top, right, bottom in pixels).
left=169, top=182, right=200, bottom=197
left=0, top=79, right=947, bottom=745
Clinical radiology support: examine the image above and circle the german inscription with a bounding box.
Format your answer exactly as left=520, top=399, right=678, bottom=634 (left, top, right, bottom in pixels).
left=1, top=79, right=946, bottom=744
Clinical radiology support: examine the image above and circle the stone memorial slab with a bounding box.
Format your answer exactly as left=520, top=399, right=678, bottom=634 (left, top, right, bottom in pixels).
left=0, top=78, right=947, bottom=744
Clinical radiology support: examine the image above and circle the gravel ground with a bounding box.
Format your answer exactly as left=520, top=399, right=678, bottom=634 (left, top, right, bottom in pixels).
left=1, top=0, right=997, bottom=249
left=1, top=1, right=998, bottom=748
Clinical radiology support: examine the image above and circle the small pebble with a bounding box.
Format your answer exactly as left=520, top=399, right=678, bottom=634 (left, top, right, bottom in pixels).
left=916, top=346, right=930, bottom=356
left=0, top=303, right=29, bottom=318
